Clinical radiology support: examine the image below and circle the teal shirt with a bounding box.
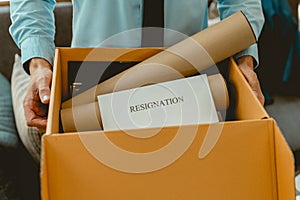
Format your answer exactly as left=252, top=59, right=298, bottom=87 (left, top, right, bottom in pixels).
left=9, top=0, right=264, bottom=67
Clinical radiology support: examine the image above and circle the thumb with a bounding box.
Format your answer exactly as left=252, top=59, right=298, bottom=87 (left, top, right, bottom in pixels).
left=38, top=77, right=51, bottom=104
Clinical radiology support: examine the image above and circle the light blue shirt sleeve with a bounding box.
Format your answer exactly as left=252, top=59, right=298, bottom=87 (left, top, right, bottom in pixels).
left=9, top=0, right=56, bottom=70
left=218, top=0, right=265, bottom=67
left=9, top=0, right=264, bottom=70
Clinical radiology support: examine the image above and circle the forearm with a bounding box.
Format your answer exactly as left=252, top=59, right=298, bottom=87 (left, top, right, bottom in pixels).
left=9, top=0, right=56, bottom=73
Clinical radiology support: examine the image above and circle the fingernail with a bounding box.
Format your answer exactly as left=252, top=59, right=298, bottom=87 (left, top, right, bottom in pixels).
left=42, top=95, right=50, bottom=102
left=253, top=91, right=258, bottom=97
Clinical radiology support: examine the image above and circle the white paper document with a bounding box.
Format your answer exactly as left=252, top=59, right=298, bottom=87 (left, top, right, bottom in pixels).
left=97, top=74, right=219, bottom=131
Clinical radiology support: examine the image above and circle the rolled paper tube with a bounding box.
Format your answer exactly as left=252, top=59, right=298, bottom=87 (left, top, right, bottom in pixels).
left=61, top=101, right=102, bottom=133
left=61, top=74, right=229, bottom=132
left=62, top=11, right=255, bottom=109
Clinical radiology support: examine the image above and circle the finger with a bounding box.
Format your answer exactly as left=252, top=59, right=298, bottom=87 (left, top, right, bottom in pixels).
left=24, top=102, right=47, bottom=131
left=27, top=115, right=47, bottom=132
left=32, top=101, right=49, bottom=117
left=253, top=90, right=258, bottom=98
left=26, top=85, right=49, bottom=117
left=24, top=89, right=48, bottom=131
left=31, top=118, right=47, bottom=133
left=247, top=76, right=265, bottom=105
left=256, top=89, right=265, bottom=106
left=38, top=76, right=51, bottom=104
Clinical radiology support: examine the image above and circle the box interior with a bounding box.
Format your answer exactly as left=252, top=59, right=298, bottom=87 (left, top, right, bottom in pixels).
left=47, top=48, right=268, bottom=134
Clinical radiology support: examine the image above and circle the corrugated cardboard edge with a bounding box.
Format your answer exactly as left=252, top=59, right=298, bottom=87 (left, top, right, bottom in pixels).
left=41, top=135, right=50, bottom=200
left=273, top=120, right=296, bottom=199
left=46, top=49, right=62, bottom=134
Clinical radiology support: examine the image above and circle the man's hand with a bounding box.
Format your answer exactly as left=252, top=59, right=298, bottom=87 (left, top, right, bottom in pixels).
left=24, top=58, right=52, bottom=132
left=237, top=56, right=265, bottom=106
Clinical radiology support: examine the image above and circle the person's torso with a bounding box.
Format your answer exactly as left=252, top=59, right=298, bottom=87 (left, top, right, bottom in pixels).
left=72, top=0, right=209, bottom=47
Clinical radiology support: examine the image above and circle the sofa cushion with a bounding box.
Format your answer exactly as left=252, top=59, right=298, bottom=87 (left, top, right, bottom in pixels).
left=0, top=72, right=18, bottom=150
left=11, top=54, right=42, bottom=162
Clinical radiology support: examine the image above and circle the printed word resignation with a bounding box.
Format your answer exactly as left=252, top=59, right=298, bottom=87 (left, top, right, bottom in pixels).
left=129, top=96, right=184, bottom=113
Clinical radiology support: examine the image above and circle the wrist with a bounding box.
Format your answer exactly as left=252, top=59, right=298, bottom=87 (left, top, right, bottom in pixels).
left=237, top=56, right=254, bottom=70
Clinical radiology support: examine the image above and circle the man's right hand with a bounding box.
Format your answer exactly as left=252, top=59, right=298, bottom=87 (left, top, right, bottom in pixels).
left=24, top=58, right=52, bottom=132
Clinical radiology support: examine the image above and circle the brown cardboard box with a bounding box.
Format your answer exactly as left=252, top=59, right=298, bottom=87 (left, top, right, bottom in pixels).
left=42, top=48, right=295, bottom=200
